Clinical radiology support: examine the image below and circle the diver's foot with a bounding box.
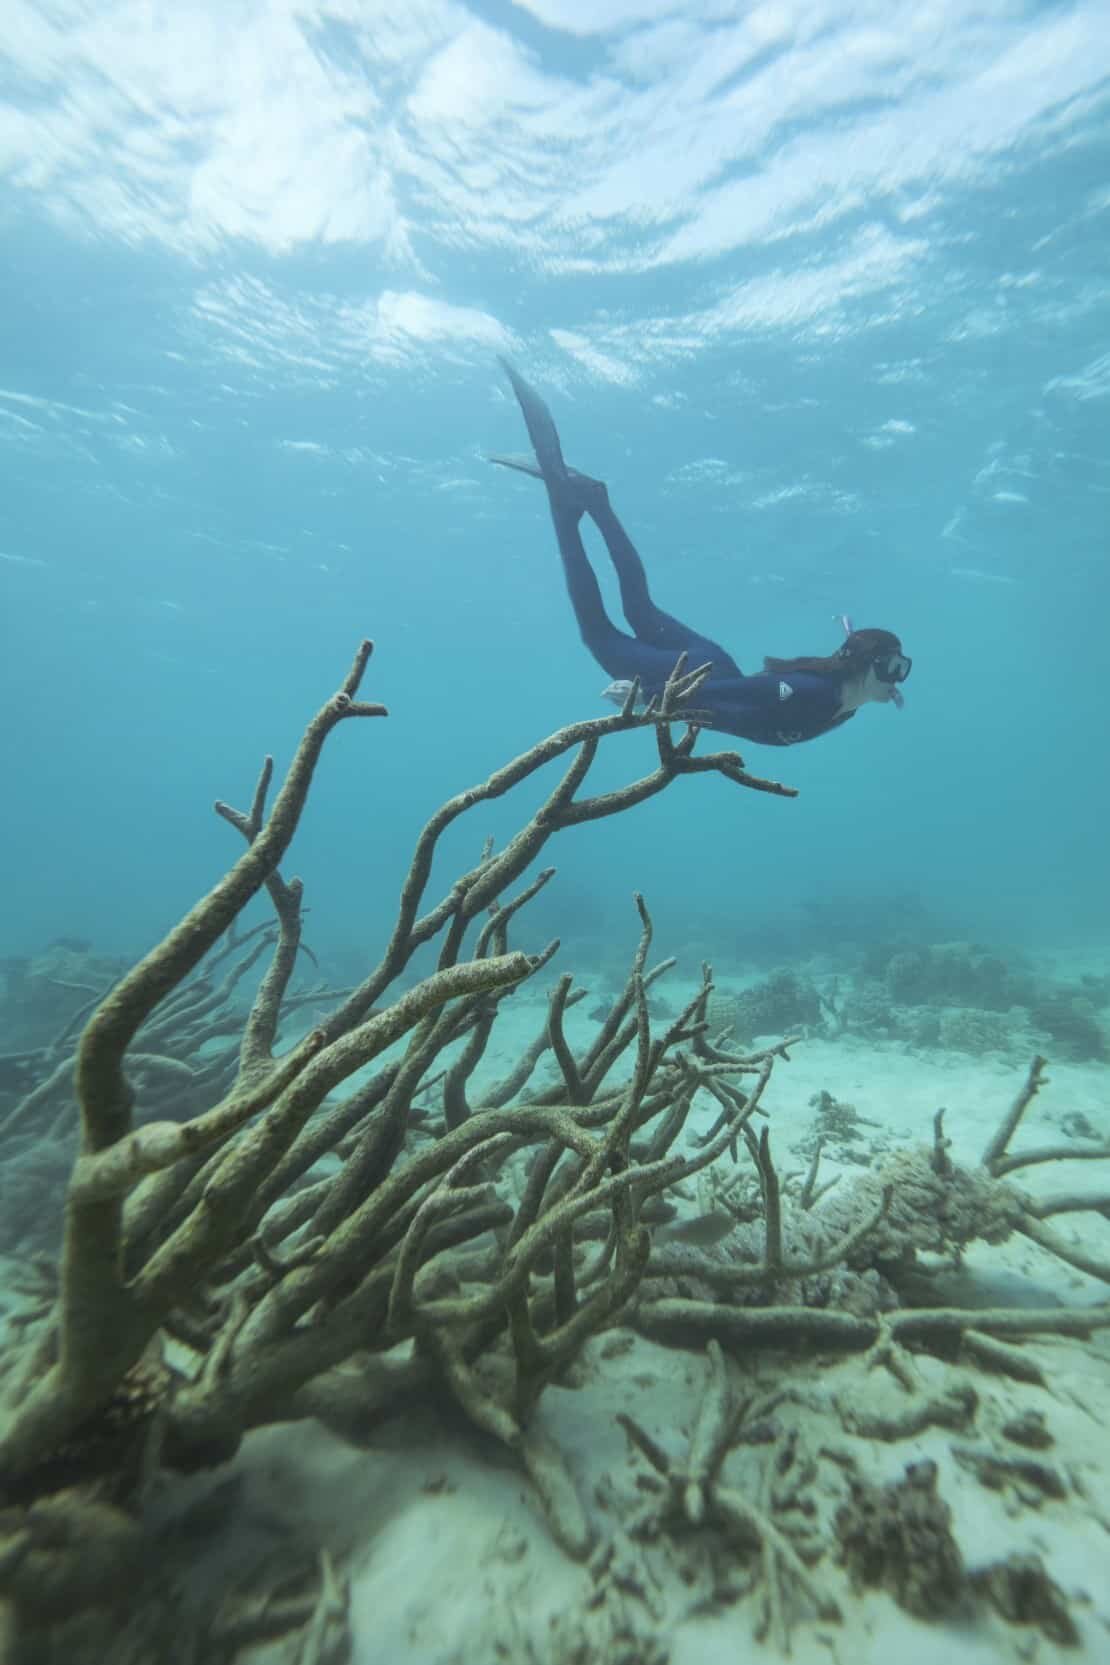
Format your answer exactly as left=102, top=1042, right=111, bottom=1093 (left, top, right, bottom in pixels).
left=564, top=468, right=610, bottom=519
left=600, top=678, right=642, bottom=710
left=551, top=469, right=609, bottom=530
left=488, top=452, right=608, bottom=523
left=499, top=361, right=613, bottom=520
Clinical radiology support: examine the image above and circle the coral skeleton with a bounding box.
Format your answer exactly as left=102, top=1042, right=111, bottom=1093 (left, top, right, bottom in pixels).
left=0, top=645, right=1106, bottom=1660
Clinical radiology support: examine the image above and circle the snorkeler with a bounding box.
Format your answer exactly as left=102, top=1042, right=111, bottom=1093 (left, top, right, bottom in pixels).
left=491, top=361, right=911, bottom=749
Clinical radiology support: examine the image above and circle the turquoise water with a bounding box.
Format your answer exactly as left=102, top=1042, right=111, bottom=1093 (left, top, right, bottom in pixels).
left=3, top=17, right=1110, bottom=1659
left=2, top=1, right=1109, bottom=976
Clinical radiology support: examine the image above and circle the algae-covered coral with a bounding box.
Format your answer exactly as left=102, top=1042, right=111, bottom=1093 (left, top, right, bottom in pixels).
left=825, top=939, right=1110, bottom=1060
left=1, top=649, right=1108, bottom=1663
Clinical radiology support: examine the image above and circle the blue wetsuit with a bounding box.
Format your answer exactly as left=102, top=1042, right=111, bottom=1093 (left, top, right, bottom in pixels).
left=498, top=362, right=855, bottom=748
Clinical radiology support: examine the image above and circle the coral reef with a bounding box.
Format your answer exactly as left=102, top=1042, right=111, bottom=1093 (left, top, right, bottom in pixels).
left=834, top=1464, right=1080, bottom=1642
left=877, top=942, right=1019, bottom=1010
left=0, top=925, right=340, bottom=1256
left=707, top=970, right=822, bottom=1046
left=834, top=1458, right=965, bottom=1618
left=0, top=647, right=805, bottom=1654
left=971, top=1555, right=1079, bottom=1647
left=797, top=1089, right=880, bottom=1167
left=2, top=649, right=1108, bottom=1660
left=640, top=1062, right=1110, bottom=1353
left=838, top=941, right=1109, bottom=1061
left=0, top=944, right=128, bottom=1058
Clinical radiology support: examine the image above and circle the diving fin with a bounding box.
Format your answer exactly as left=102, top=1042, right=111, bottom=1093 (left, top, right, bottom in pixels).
left=487, top=451, right=544, bottom=479
left=498, top=358, right=570, bottom=485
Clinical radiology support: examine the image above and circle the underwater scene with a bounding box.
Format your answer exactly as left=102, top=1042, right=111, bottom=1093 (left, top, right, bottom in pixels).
left=2, top=2, right=1110, bottom=1660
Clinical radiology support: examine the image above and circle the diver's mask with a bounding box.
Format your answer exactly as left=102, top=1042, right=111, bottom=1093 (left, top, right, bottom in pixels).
left=871, top=651, right=912, bottom=685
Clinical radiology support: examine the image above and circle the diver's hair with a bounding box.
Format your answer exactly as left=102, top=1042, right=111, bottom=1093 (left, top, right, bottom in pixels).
left=764, top=627, right=903, bottom=681
left=763, top=650, right=848, bottom=678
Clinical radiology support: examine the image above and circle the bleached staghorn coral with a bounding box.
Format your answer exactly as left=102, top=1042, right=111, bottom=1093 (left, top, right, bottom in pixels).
left=636, top=1058, right=1110, bottom=1379
left=0, top=641, right=804, bottom=1650
left=0, top=923, right=351, bottom=1260
left=7, top=644, right=1104, bottom=1659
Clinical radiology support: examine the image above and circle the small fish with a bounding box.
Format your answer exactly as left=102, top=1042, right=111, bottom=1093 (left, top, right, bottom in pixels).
left=657, top=1210, right=735, bottom=1248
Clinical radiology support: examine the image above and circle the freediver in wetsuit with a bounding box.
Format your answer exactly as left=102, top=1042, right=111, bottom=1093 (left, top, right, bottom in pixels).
left=491, top=361, right=911, bottom=748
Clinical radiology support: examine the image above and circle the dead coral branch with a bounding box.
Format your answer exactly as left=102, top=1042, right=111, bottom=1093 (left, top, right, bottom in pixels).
left=0, top=644, right=793, bottom=1571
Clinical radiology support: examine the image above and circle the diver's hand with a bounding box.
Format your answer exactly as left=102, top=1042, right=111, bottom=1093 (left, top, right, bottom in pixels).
left=601, top=679, right=641, bottom=710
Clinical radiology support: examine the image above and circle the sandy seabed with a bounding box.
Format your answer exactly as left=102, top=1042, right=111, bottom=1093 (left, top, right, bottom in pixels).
left=3, top=967, right=1109, bottom=1664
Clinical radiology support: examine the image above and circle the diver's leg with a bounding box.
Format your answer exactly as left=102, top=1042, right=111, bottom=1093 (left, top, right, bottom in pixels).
left=547, top=493, right=681, bottom=686
left=498, top=361, right=740, bottom=674
left=497, top=364, right=680, bottom=685
left=586, top=488, right=741, bottom=674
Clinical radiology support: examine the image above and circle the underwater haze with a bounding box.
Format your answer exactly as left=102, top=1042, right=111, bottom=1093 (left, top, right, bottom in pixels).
left=7, top=8, right=1110, bottom=1663
left=2, top=0, right=1110, bottom=974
